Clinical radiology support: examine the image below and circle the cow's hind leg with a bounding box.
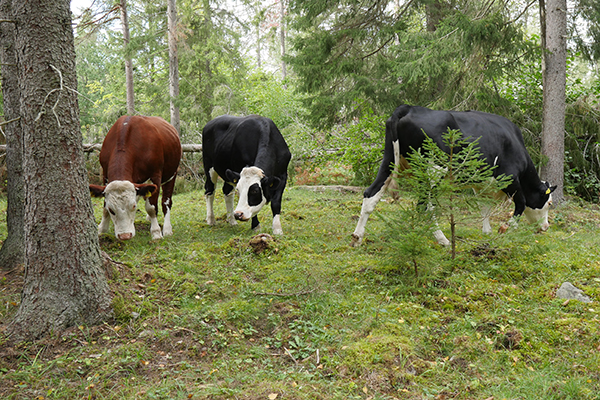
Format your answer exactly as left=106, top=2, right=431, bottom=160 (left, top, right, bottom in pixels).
left=223, top=182, right=238, bottom=226
left=351, top=179, right=389, bottom=247
left=205, top=168, right=219, bottom=226
left=161, top=175, right=177, bottom=237
left=145, top=188, right=163, bottom=240
left=351, top=140, right=400, bottom=247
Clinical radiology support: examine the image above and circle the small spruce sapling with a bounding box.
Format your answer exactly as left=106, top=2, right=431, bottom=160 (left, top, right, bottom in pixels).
left=391, top=128, right=511, bottom=260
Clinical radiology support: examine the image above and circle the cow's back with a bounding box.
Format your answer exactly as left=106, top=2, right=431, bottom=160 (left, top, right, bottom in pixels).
left=395, top=107, right=531, bottom=180
left=100, top=116, right=181, bottom=184
left=203, top=115, right=290, bottom=177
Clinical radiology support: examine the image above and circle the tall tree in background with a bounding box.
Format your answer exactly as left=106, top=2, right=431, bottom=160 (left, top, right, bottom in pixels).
left=539, top=0, right=566, bottom=203
left=167, top=0, right=180, bottom=133
left=120, top=0, right=135, bottom=114
left=8, top=0, right=112, bottom=340
left=0, top=0, right=24, bottom=270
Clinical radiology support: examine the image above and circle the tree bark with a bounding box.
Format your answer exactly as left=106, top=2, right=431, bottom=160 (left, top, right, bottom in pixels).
left=120, top=0, right=135, bottom=115
left=7, top=0, right=112, bottom=341
left=540, top=0, right=566, bottom=203
left=167, top=0, right=180, bottom=134
left=0, top=0, right=24, bottom=270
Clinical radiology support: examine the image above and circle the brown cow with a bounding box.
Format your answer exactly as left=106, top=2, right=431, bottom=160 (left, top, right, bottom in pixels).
left=89, top=116, right=182, bottom=240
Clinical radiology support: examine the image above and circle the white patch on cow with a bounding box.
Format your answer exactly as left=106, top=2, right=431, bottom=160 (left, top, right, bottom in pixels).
left=433, top=229, right=451, bottom=246
left=272, top=214, right=283, bottom=235
left=350, top=181, right=388, bottom=247
left=206, top=193, right=216, bottom=226
left=481, top=204, right=493, bottom=234
left=233, top=166, right=267, bottom=221
left=205, top=167, right=219, bottom=226
left=102, top=180, right=138, bottom=240
left=225, top=191, right=237, bottom=226
left=145, top=198, right=162, bottom=240
left=523, top=192, right=552, bottom=231
left=392, top=140, right=401, bottom=171
left=163, top=208, right=173, bottom=236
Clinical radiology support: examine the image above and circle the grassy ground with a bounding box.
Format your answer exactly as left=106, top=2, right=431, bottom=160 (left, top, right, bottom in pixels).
left=1, top=183, right=600, bottom=399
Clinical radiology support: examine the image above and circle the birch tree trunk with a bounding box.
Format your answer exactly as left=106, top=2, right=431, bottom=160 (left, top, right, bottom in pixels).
left=540, top=0, right=566, bottom=203
left=120, top=0, right=135, bottom=115
left=167, top=0, right=180, bottom=133
left=0, top=0, right=24, bottom=270
left=7, top=0, right=112, bottom=341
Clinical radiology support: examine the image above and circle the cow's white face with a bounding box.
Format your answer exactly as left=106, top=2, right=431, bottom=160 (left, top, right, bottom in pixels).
left=523, top=192, right=552, bottom=231
left=231, top=167, right=268, bottom=221
left=103, top=181, right=139, bottom=240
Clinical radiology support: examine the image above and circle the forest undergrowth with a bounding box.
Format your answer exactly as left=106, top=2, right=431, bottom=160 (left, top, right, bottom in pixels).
left=1, top=180, right=600, bottom=399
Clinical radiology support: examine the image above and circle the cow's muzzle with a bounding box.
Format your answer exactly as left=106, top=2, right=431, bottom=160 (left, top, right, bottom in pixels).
left=234, top=211, right=249, bottom=221
left=118, top=232, right=133, bottom=240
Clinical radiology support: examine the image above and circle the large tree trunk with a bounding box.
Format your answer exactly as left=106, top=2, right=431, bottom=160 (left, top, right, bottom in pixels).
left=167, top=0, right=180, bottom=133
left=540, top=0, right=566, bottom=203
left=120, top=0, right=135, bottom=115
left=7, top=0, right=112, bottom=341
left=0, top=0, right=24, bottom=270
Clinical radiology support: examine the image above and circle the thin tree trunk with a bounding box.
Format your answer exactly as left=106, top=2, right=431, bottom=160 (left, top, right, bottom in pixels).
left=8, top=0, right=112, bottom=341
left=167, top=0, right=180, bottom=133
left=279, top=0, right=286, bottom=80
left=0, top=0, right=24, bottom=270
left=539, top=0, right=566, bottom=203
left=256, top=18, right=261, bottom=69
left=120, top=0, right=135, bottom=115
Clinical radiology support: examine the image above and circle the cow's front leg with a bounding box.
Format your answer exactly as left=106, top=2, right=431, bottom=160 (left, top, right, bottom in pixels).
left=251, top=215, right=260, bottom=231
left=98, top=206, right=111, bottom=235
left=223, top=183, right=237, bottom=226
left=206, top=193, right=216, bottom=226
left=145, top=197, right=162, bottom=240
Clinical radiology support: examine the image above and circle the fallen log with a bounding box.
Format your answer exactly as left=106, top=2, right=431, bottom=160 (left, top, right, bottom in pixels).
left=0, top=143, right=203, bottom=153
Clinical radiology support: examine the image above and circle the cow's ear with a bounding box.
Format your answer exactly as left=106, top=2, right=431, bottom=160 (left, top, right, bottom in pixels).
left=225, top=169, right=241, bottom=184
left=543, top=182, right=558, bottom=195
left=89, top=184, right=106, bottom=198
left=262, top=176, right=281, bottom=190
left=136, top=184, right=157, bottom=198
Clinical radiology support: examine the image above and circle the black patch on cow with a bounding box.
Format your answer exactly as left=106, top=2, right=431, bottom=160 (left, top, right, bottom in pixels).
left=247, top=183, right=264, bottom=206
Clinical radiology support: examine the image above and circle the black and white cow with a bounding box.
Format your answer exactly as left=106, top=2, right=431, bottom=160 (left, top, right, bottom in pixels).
left=350, top=105, right=557, bottom=247
left=202, top=115, right=292, bottom=234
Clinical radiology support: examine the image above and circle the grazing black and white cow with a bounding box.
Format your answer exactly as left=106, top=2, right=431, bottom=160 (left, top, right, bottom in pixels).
left=202, top=115, right=292, bottom=235
left=350, top=105, right=556, bottom=247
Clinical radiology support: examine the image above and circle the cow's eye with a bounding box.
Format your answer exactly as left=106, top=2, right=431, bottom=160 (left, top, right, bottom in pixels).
left=109, top=208, right=116, bottom=215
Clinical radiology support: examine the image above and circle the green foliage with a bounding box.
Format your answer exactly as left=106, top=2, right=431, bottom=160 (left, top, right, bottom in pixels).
left=240, top=71, right=309, bottom=130
left=287, top=0, right=538, bottom=128
left=74, top=0, right=250, bottom=144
